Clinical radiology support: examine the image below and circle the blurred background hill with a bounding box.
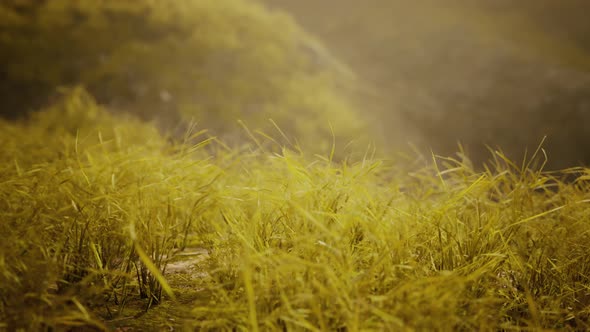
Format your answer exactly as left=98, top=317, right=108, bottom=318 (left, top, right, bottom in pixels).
left=261, top=0, right=590, bottom=169
left=0, top=0, right=367, bottom=154
left=1, top=0, right=590, bottom=168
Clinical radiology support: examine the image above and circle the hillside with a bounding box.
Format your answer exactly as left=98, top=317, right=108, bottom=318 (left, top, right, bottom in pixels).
left=261, top=0, right=590, bottom=169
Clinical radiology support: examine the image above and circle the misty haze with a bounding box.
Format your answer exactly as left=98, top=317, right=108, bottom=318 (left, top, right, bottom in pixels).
left=262, top=0, right=590, bottom=169
left=2, top=0, right=590, bottom=168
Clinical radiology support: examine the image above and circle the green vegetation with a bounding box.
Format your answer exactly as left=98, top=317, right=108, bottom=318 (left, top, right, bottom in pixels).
left=0, top=0, right=364, bottom=151
left=1, top=88, right=589, bottom=331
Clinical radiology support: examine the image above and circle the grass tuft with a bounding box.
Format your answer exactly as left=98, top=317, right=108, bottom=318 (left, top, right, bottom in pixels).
left=1, top=88, right=589, bottom=330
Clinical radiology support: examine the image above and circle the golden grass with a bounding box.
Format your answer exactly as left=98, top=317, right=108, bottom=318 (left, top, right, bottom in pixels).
left=1, top=89, right=589, bottom=331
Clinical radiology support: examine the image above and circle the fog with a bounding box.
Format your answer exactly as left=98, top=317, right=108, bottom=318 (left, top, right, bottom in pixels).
left=2, top=1, right=590, bottom=169
left=261, top=0, right=590, bottom=169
